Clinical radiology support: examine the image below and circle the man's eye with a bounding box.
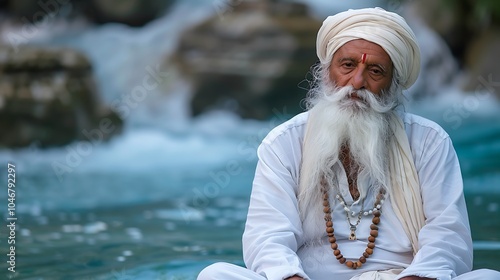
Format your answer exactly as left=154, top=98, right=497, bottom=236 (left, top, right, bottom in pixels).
left=342, top=63, right=354, bottom=68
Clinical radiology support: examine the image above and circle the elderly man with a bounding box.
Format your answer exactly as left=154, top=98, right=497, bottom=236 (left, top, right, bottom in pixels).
left=197, top=7, right=500, bottom=280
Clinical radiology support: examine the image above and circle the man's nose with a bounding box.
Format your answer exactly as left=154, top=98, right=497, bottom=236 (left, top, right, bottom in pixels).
left=351, top=67, right=367, bottom=90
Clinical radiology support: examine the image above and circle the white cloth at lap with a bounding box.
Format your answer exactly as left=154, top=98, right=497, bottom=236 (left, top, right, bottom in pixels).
left=198, top=262, right=500, bottom=280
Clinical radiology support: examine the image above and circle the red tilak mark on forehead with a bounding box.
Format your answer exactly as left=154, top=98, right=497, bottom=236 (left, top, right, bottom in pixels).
left=361, top=53, right=367, bottom=64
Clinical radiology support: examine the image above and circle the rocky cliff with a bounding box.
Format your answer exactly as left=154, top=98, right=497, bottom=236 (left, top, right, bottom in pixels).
left=1, top=0, right=175, bottom=27
left=0, top=45, right=122, bottom=148
left=171, top=0, right=322, bottom=120
left=405, top=0, right=500, bottom=96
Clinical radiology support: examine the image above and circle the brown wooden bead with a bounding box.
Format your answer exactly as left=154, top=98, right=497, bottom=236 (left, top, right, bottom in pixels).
left=321, top=187, right=383, bottom=270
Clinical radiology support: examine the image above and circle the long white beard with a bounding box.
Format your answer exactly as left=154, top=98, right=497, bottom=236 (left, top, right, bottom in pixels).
left=299, top=81, right=397, bottom=240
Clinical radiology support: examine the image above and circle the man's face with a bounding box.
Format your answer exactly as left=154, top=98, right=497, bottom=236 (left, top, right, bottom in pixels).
left=328, top=39, right=393, bottom=96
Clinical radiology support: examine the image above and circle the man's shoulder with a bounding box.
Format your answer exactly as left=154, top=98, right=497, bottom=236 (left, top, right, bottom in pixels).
left=262, top=112, right=308, bottom=146
left=400, top=111, right=450, bottom=141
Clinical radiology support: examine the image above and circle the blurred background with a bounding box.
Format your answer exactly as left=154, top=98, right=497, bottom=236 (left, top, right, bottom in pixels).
left=0, top=0, right=498, bottom=279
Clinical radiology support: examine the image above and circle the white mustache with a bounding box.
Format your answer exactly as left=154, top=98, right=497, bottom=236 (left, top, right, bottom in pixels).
left=348, top=90, right=369, bottom=100
left=323, top=85, right=395, bottom=114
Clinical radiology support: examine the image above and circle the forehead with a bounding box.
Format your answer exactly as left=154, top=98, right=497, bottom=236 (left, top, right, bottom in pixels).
left=333, top=39, right=392, bottom=65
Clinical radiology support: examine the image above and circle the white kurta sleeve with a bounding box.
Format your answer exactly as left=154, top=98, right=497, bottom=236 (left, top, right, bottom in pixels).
left=397, top=136, right=473, bottom=280
left=243, top=139, right=309, bottom=280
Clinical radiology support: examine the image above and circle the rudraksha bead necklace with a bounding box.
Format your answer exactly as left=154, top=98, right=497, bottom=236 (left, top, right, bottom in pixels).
left=321, top=181, right=386, bottom=269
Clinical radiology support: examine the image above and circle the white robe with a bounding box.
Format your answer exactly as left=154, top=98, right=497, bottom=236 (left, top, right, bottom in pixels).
left=198, top=112, right=500, bottom=280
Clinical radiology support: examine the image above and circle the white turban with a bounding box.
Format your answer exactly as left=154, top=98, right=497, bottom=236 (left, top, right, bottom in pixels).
left=317, top=7, right=420, bottom=89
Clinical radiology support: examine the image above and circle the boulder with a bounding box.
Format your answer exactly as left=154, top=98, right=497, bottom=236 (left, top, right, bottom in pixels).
left=404, top=0, right=500, bottom=99
left=1, top=0, right=175, bottom=27
left=462, top=27, right=500, bottom=97
left=0, top=45, right=122, bottom=148
left=83, top=0, right=175, bottom=27
left=404, top=0, right=472, bottom=63
left=171, top=0, right=321, bottom=120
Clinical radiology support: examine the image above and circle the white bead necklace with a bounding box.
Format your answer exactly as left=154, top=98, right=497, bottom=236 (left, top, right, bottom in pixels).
left=335, top=191, right=386, bottom=217
left=335, top=189, right=387, bottom=240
